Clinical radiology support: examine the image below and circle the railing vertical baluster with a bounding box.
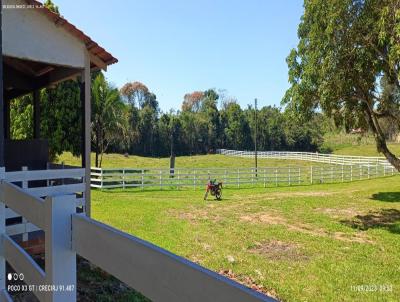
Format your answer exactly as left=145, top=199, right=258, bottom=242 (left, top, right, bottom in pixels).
left=237, top=169, right=240, bottom=188
left=310, top=166, right=313, bottom=184
left=21, top=166, right=28, bottom=242
left=44, top=195, right=76, bottom=302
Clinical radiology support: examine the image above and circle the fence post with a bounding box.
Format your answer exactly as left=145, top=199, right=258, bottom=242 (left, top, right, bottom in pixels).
left=160, top=170, right=162, bottom=190
left=368, top=165, right=370, bottom=179
left=141, top=169, right=144, bottom=190
left=0, top=168, right=5, bottom=293
left=194, top=170, right=196, bottom=190
left=263, top=168, right=266, bottom=188
left=122, top=168, right=126, bottom=189
left=275, top=169, right=278, bottom=186
left=341, top=165, right=344, bottom=183
left=44, top=194, right=76, bottom=302
left=224, top=169, right=227, bottom=185
left=100, top=168, right=103, bottom=189
left=21, top=166, right=29, bottom=241
left=310, top=166, right=313, bottom=184
left=288, top=167, right=291, bottom=186
left=298, top=168, right=301, bottom=185
left=237, top=169, right=240, bottom=188
left=350, top=165, right=353, bottom=181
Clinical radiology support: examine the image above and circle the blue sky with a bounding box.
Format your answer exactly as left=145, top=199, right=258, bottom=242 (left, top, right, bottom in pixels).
left=55, top=0, right=304, bottom=111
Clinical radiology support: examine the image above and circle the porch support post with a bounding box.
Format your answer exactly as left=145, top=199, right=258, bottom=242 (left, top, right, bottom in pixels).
left=33, top=90, right=40, bottom=138
left=0, top=0, right=4, bottom=167
left=0, top=1, right=5, bottom=295
left=81, top=52, right=91, bottom=217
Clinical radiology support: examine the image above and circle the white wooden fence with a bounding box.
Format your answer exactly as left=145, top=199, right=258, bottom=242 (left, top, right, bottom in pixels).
left=0, top=174, right=275, bottom=302
left=91, top=164, right=396, bottom=190
left=217, top=149, right=392, bottom=167
left=4, top=165, right=85, bottom=242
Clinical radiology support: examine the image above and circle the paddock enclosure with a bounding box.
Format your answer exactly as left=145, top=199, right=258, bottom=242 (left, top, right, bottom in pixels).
left=90, top=150, right=397, bottom=190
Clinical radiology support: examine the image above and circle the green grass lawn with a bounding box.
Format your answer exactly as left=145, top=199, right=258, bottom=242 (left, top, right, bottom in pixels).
left=58, top=152, right=323, bottom=169
left=91, top=176, right=400, bottom=302
left=333, top=143, right=400, bottom=157
left=323, top=132, right=400, bottom=156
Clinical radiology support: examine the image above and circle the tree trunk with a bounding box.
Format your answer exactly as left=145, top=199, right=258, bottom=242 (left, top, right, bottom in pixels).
left=363, top=107, right=400, bottom=171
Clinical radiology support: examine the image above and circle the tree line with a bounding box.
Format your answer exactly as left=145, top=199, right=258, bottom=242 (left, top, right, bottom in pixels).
left=10, top=72, right=326, bottom=167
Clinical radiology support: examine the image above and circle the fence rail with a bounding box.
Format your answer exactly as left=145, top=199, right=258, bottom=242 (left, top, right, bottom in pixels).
left=91, top=163, right=396, bottom=190
left=216, top=149, right=392, bottom=167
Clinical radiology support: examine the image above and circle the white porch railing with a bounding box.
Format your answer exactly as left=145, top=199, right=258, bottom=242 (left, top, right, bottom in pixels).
left=0, top=178, right=275, bottom=302
left=4, top=165, right=85, bottom=241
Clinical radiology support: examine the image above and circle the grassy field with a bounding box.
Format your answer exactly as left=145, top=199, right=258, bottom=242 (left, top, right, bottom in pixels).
left=333, top=144, right=400, bottom=157
left=58, top=152, right=323, bottom=169
left=323, top=133, right=400, bottom=156
left=91, top=176, right=400, bottom=302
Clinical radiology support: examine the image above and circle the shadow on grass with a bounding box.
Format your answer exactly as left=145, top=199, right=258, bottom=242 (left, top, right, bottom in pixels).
left=341, top=208, right=400, bottom=234
left=371, top=192, right=400, bottom=202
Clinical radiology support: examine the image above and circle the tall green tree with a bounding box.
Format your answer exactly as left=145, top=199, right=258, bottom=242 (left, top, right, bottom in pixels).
left=91, top=73, right=127, bottom=167
left=41, top=81, right=82, bottom=160
left=284, top=0, right=400, bottom=170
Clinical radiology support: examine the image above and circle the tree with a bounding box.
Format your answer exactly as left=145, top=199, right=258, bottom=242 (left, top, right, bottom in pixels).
left=10, top=95, right=33, bottom=140
left=44, top=0, right=60, bottom=14
left=41, top=81, right=82, bottom=160
left=182, top=91, right=204, bottom=112
left=91, top=73, right=127, bottom=167
left=284, top=0, right=400, bottom=170
left=221, top=102, right=250, bottom=149
left=120, top=81, right=156, bottom=109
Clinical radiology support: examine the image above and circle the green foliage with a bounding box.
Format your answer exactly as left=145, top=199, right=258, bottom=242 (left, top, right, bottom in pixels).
left=44, top=0, right=60, bottom=14
left=10, top=95, right=33, bottom=140
left=92, top=73, right=128, bottom=167
left=41, top=80, right=82, bottom=161
left=284, top=0, right=400, bottom=169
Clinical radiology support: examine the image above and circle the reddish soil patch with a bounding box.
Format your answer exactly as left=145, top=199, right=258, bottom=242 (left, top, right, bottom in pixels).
left=250, top=240, right=308, bottom=261
left=218, top=269, right=278, bottom=300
